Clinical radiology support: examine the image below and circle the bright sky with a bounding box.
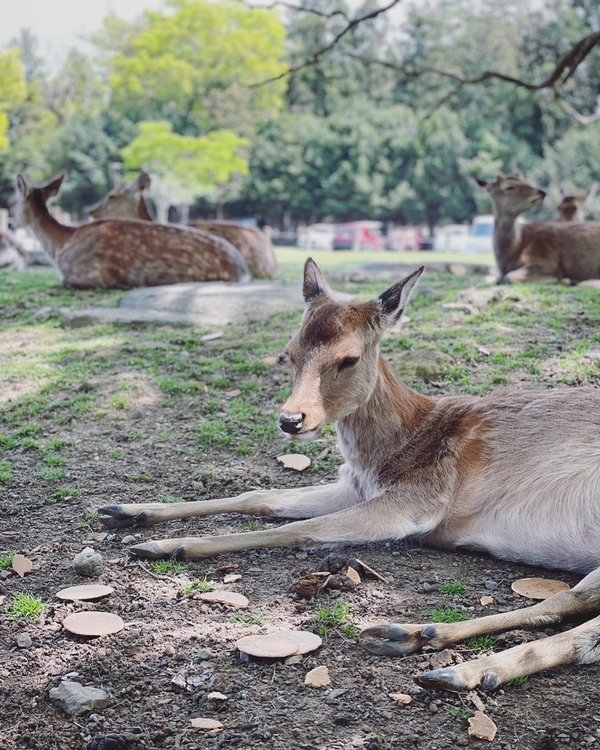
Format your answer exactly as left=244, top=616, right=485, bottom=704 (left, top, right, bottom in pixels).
left=0, top=0, right=165, bottom=49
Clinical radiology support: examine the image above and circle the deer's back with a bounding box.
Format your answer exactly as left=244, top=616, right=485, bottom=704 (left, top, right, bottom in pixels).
left=56, top=220, right=249, bottom=288
left=190, top=221, right=277, bottom=279
left=520, top=222, right=600, bottom=280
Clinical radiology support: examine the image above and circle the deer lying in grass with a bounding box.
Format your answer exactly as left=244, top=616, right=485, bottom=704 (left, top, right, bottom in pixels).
left=90, top=172, right=277, bottom=279
left=557, top=184, right=598, bottom=222
left=99, top=259, right=600, bottom=691
left=16, top=174, right=249, bottom=289
left=477, top=173, right=600, bottom=283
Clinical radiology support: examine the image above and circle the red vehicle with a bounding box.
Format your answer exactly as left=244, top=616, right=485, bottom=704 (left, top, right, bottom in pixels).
left=332, top=222, right=383, bottom=251
left=384, top=226, right=427, bottom=252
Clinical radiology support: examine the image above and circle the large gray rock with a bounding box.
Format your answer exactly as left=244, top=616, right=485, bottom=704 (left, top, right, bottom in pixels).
left=72, top=547, right=104, bottom=577
left=49, top=681, right=109, bottom=716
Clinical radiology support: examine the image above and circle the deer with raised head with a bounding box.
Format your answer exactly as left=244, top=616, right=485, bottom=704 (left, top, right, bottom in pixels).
left=99, top=258, right=600, bottom=691
left=557, top=183, right=598, bottom=222
left=476, top=173, right=600, bottom=283
left=15, top=174, right=249, bottom=289
left=90, top=172, right=277, bottom=279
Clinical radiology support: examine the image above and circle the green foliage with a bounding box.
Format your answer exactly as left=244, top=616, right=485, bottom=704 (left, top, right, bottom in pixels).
left=0, top=49, right=27, bottom=150
left=149, top=559, right=190, bottom=575
left=0, top=462, right=13, bottom=484
left=441, top=582, right=469, bottom=597
left=466, top=635, right=494, bottom=652
left=427, top=608, right=470, bottom=624
left=312, top=602, right=358, bottom=638
left=182, top=577, right=215, bottom=596
left=10, top=593, right=45, bottom=621
left=0, top=553, right=14, bottom=570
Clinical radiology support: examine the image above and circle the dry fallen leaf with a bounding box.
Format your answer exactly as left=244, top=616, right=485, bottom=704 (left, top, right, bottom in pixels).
left=62, top=611, right=124, bottom=637
left=511, top=577, right=570, bottom=600
left=262, top=356, right=279, bottom=366
left=305, top=665, right=331, bottom=688
left=480, top=595, right=495, bottom=607
left=346, top=566, right=361, bottom=586
left=207, top=692, right=228, bottom=701
left=468, top=711, right=498, bottom=741
left=56, top=584, right=114, bottom=601
left=200, top=332, right=223, bottom=342
left=190, top=717, right=224, bottom=731
left=236, top=629, right=322, bottom=659
left=389, top=692, right=413, bottom=705
left=12, top=555, right=33, bottom=578
left=223, top=573, right=242, bottom=584
left=467, top=690, right=486, bottom=712
left=197, top=591, right=249, bottom=609
left=277, top=453, right=311, bottom=472
left=354, top=558, right=388, bottom=582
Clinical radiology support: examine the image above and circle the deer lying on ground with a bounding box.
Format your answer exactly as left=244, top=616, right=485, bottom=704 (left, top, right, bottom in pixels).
left=0, top=229, right=28, bottom=270
left=15, top=174, right=249, bottom=289
left=90, top=172, right=277, bottom=279
left=477, top=173, right=600, bottom=283
left=99, top=258, right=600, bottom=691
left=557, top=183, right=598, bottom=222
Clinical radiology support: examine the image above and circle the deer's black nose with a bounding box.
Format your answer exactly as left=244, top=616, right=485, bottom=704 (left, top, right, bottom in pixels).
left=279, top=413, right=305, bottom=434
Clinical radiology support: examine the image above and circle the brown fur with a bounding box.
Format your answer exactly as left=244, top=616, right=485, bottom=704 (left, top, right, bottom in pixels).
left=16, top=174, right=249, bottom=289
left=89, top=173, right=277, bottom=279
left=557, top=184, right=597, bottom=222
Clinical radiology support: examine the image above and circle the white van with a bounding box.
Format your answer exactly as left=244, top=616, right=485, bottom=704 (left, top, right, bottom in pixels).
left=466, top=215, right=494, bottom=254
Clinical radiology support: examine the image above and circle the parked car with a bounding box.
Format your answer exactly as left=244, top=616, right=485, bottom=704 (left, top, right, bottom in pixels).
left=466, top=214, right=494, bottom=254
left=433, top=224, right=470, bottom=253
left=385, top=225, right=426, bottom=252
left=300, top=223, right=337, bottom=250
left=333, top=222, right=383, bottom=251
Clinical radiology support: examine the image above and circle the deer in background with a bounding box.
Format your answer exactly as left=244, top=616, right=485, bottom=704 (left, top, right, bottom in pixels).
left=557, top=183, right=598, bottom=222
left=99, top=258, right=600, bottom=691
left=477, top=173, right=600, bottom=283
left=90, top=173, right=278, bottom=280
left=0, top=229, right=28, bottom=270
left=15, top=174, right=249, bottom=289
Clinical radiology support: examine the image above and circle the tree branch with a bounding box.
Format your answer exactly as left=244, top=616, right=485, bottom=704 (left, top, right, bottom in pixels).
left=249, top=0, right=404, bottom=87
left=235, top=0, right=350, bottom=23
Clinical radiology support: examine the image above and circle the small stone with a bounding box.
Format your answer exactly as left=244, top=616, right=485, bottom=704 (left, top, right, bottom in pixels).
left=16, top=632, right=33, bottom=649
left=485, top=580, right=498, bottom=591
left=195, top=648, right=214, bottom=660
left=207, top=692, right=228, bottom=701
left=73, top=547, right=104, bottom=578
left=0, top=570, right=11, bottom=580
left=49, top=681, right=109, bottom=717
left=88, top=714, right=103, bottom=724
left=164, top=645, right=176, bottom=656
left=121, top=535, right=136, bottom=545
left=305, top=665, right=331, bottom=688
left=285, top=654, right=303, bottom=666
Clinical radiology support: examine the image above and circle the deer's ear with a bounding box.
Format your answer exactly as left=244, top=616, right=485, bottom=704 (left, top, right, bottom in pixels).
left=16, top=174, right=30, bottom=197
left=138, top=172, right=151, bottom=191
left=475, top=177, right=488, bottom=188
left=377, top=266, right=424, bottom=325
left=43, top=175, right=64, bottom=199
left=303, top=257, right=330, bottom=304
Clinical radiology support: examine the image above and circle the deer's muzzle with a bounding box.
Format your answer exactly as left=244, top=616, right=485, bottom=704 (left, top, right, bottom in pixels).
left=279, top=412, right=305, bottom=435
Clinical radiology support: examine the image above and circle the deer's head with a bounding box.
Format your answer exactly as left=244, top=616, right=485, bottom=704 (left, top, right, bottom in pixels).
left=557, top=183, right=598, bottom=221
left=279, top=259, right=423, bottom=438
left=476, top=173, right=545, bottom=217
left=15, top=174, right=64, bottom=227
left=89, top=172, right=151, bottom=219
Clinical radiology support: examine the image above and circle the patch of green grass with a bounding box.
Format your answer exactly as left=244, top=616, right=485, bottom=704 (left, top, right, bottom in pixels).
left=211, top=376, right=232, bottom=389
left=196, top=420, right=234, bottom=448
left=465, top=635, right=494, bottom=652
left=441, top=582, right=469, bottom=597
left=149, top=560, right=190, bottom=575
left=109, top=449, right=125, bottom=459
left=0, top=553, right=15, bottom=570
left=43, top=454, right=68, bottom=467
left=131, top=473, right=153, bottom=482
left=446, top=707, right=470, bottom=722
left=509, top=676, right=528, bottom=686
left=311, top=602, right=358, bottom=638
left=160, top=494, right=185, bottom=504
left=110, top=395, right=128, bottom=410
left=10, top=593, right=45, bottom=621
left=40, top=468, right=66, bottom=482
left=19, top=437, right=39, bottom=451
left=53, top=487, right=80, bottom=500
left=0, top=462, right=14, bottom=484
left=229, top=612, right=265, bottom=626
left=182, top=577, right=215, bottom=596
left=427, top=607, right=470, bottom=624
left=44, top=437, right=70, bottom=451
left=0, top=435, right=18, bottom=452
left=247, top=520, right=261, bottom=531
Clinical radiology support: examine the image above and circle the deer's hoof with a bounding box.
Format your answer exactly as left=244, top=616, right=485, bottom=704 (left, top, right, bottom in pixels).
left=129, top=541, right=167, bottom=559
left=415, top=667, right=470, bottom=692
left=359, top=623, right=430, bottom=656
left=98, top=505, right=150, bottom=529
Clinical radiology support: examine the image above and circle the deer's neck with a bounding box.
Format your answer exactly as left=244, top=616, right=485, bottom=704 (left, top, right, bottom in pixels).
left=336, top=356, right=435, bottom=471
left=27, top=195, right=75, bottom=258
left=493, top=212, right=523, bottom=274
left=138, top=197, right=154, bottom=222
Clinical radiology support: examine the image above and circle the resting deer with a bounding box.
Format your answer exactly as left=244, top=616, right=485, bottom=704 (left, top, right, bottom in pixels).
left=476, top=173, right=600, bottom=283
left=557, top=183, right=598, bottom=222
left=15, top=174, right=249, bottom=289
left=99, top=259, right=600, bottom=691
left=0, top=229, right=28, bottom=270
left=90, top=172, right=277, bottom=280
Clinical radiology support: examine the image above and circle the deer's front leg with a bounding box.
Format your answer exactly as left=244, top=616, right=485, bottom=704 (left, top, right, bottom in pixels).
left=128, top=490, right=443, bottom=560
left=98, top=481, right=358, bottom=529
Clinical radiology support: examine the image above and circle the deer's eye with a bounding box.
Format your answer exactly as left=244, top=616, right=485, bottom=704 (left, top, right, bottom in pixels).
left=338, top=356, right=360, bottom=372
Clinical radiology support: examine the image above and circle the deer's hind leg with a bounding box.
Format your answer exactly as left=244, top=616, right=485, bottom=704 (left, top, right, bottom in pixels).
left=362, top=567, right=600, bottom=691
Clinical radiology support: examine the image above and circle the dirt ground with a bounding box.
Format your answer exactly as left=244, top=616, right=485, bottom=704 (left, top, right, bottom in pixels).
left=1, top=261, right=599, bottom=750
